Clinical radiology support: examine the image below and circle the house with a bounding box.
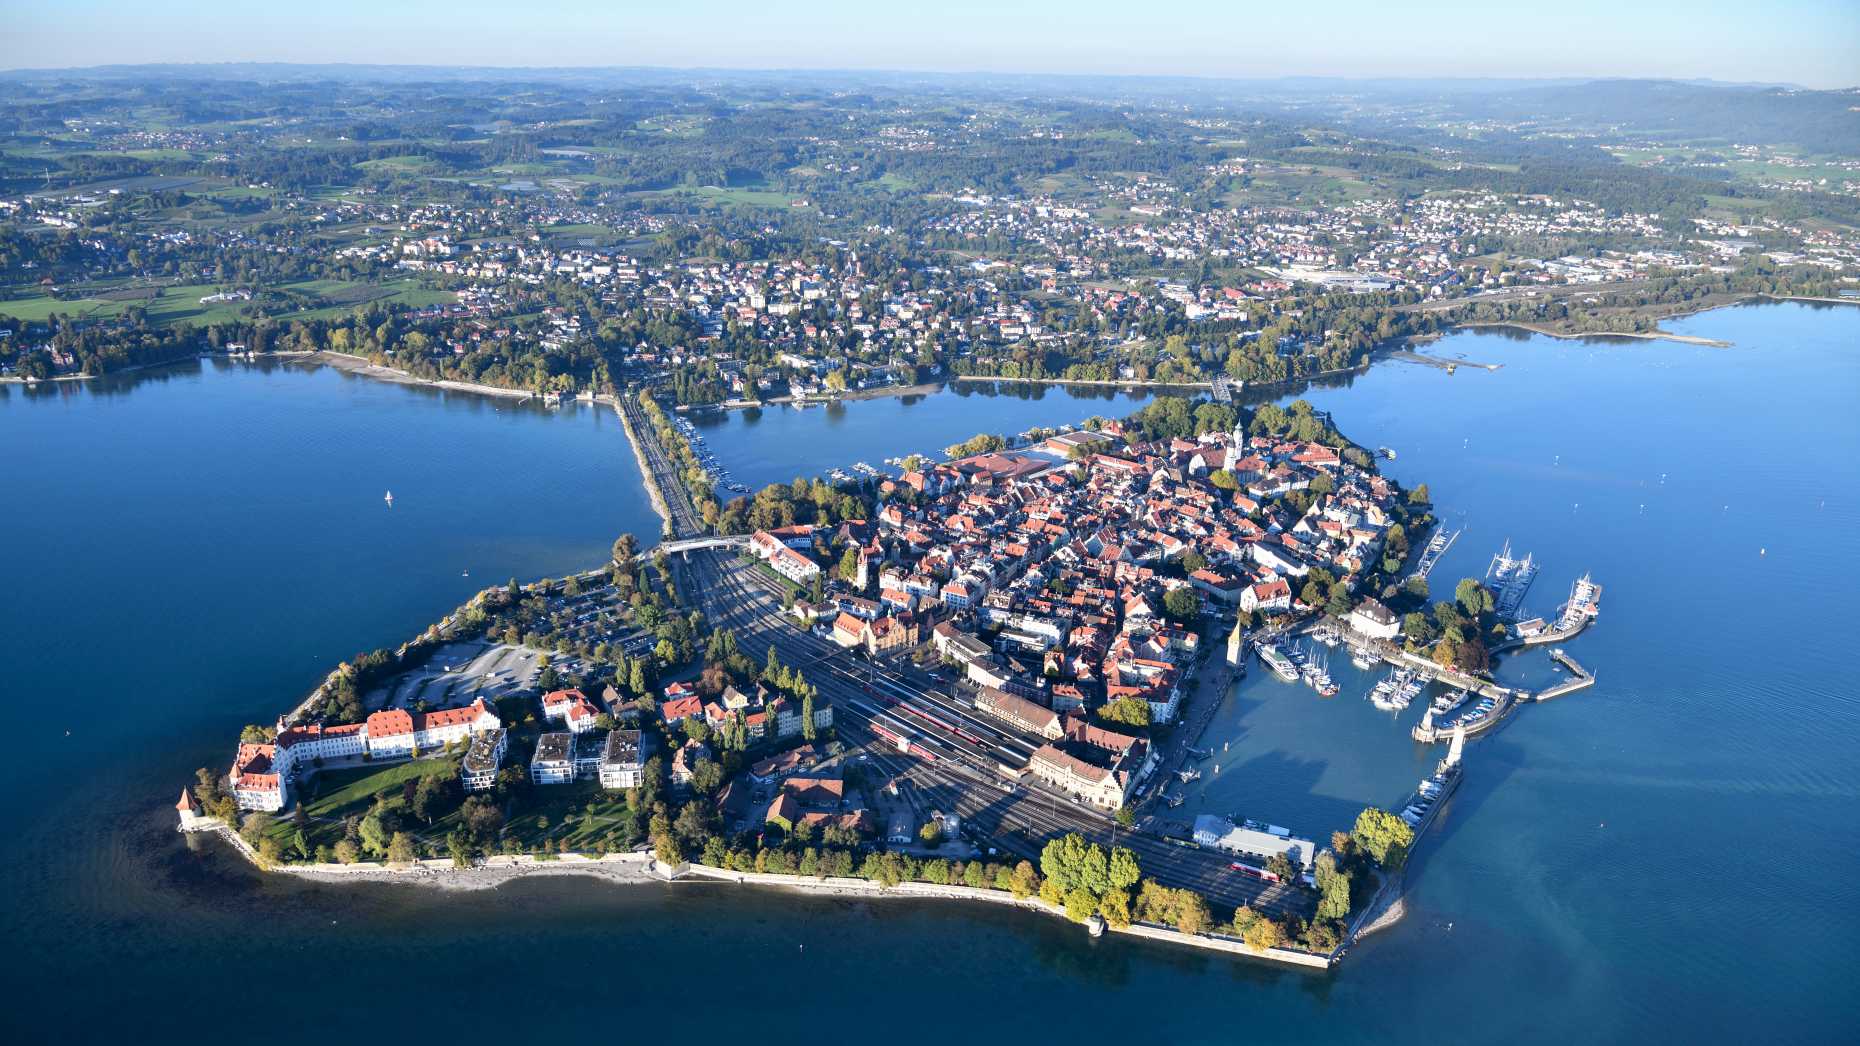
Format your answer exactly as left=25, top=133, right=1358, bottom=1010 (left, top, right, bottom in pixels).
left=229, top=742, right=286, bottom=812
left=671, top=738, right=710, bottom=785
left=1348, top=598, right=1401, bottom=641
left=460, top=728, right=508, bottom=792
left=542, top=688, right=603, bottom=734
left=660, top=693, right=704, bottom=725
left=530, top=732, right=575, bottom=785
left=751, top=529, right=821, bottom=583
left=599, top=729, right=644, bottom=789
left=1241, top=577, right=1292, bottom=614
left=973, top=685, right=1063, bottom=740
left=749, top=744, right=818, bottom=784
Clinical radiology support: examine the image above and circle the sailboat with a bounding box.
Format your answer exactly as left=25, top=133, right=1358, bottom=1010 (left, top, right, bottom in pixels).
left=384, top=490, right=394, bottom=505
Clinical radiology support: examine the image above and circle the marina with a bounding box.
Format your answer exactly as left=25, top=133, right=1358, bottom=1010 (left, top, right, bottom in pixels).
left=1408, top=526, right=1459, bottom=581
left=1487, top=541, right=1539, bottom=618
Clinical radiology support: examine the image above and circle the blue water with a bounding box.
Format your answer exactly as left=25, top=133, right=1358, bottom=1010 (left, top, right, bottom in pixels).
left=2, top=305, right=1856, bottom=1043
left=687, top=380, right=1160, bottom=491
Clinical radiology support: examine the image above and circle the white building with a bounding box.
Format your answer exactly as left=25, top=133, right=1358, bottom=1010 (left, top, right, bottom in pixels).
left=461, top=728, right=508, bottom=792
left=599, top=729, right=644, bottom=789
left=1348, top=598, right=1401, bottom=641
left=531, top=732, right=575, bottom=785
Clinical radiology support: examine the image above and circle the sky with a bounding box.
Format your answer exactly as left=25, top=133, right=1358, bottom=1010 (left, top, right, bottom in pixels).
left=4, top=0, right=1857, bottom=89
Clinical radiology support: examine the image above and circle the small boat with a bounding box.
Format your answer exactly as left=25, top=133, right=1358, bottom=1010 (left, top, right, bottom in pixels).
left=1176, top=768, right=1201, bottom=783
left=384, top=490, right=394, bottom=505
left=1350, top=647, right=1378, bottom=670
left=1431, top=689, right=1471, bottom=715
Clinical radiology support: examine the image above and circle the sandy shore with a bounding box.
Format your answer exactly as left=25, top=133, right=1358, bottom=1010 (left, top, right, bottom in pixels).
left=306, top=351, right=539, bottom=400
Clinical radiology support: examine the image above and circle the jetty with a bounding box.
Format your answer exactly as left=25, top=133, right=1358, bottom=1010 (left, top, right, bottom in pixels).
left=1408, top=526, right=1460, bottom=581
left=1536, top=649, right=1596, bottom=701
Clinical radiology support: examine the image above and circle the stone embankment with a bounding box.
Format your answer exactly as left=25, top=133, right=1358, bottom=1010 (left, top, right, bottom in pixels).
left=669, top=864, right=1333, bottom=970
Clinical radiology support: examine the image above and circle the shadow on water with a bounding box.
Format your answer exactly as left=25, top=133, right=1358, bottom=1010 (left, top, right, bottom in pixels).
left=1404, top=736, right=1522, bottom=878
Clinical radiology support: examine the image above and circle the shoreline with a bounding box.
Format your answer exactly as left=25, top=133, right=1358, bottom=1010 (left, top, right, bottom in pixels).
left=306, top=350, right=540, bottom=400
left=1455, top=321, right=1732, bottom=347
left=189, top=821, right=1330, bottom=969
left=700, top=380, right=948, bottom=412
left=615, top=396, right=675, bottom=534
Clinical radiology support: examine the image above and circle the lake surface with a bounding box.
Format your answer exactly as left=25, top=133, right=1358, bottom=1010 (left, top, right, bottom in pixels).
left=4, top=304, right=1857, bottom=1043
left=686, top=379, right=1161, bottom=491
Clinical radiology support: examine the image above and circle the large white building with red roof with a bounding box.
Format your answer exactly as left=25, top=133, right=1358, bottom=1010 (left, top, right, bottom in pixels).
left=363, top=698, right=502, bottom=758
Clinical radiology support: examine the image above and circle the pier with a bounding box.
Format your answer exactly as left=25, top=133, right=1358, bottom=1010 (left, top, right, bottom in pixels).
left=1408, top=526, right=1460, bottom=581
left=1536, top=649, right=1596, bottom=701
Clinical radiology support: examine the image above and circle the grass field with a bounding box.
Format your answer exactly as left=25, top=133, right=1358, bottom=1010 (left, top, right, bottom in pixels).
left=0, top=278, right=453, bottom=327
left=302, top=757, right=461, bottom=818
left=642, top=185, right=800, bottom=209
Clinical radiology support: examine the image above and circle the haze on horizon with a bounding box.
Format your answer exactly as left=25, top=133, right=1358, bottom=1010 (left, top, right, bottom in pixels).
left=5, top=0, right=1858, bottom=90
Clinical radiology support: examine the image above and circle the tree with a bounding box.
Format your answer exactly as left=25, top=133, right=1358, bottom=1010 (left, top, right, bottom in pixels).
left=1174, top=891, right=1212, bottom=935
left=801, top=692, right=817, bottom=741
left=1179, top=549, right=1208, bottom=575
left=1098, top=887, right=1133, bottom=928
left=359, top=810, right=390, bottom=856
left=1064, top=887, right=1097, bottom=923
left=386, top=831, right=416, bottom=866
left=1455, top=578, right=1493, bottom=618
left=1266, top=852, right=1297, bottom=884
left=1408, top=483, right=1431, bottom=505
left=837, top=547, right=860, bottom=582
left=333, top=838, right=361, bottom=865
left=1008, top=860, right=1041, bottom=899
left=918, top=821, right=945, bottom=847
left=240, top=811, right=274, bottom=846
left=1041, top=832, right=1112, bottom=896
left=1163, top=586, right=1199, bottom=621
left=1314, top=851, right=1353, bottom=921
left=1352, top=807, right=1416, bottom=867
left=256, top=836, right=282, bottom=869
left=1099, top=696, right=1152, bottom=728
left=1107, top=846, right=1141, bottom=891
left=1242, top=914, right=1285, bottom=950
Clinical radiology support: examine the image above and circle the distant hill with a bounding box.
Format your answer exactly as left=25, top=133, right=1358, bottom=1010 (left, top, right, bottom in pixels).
left=1449, top=79, right=1860, bottom=152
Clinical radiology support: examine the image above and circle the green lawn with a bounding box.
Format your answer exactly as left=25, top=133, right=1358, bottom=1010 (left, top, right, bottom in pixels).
left=302, top=756, right=460, bottom=818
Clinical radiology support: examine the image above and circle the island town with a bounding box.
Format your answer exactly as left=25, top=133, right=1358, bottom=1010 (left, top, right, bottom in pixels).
left=177, top=386, right=1601, bottom=969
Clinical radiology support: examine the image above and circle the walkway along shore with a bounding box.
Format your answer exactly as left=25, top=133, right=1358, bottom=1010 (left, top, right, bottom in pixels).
left=180, top=817, right=1331, bottom=969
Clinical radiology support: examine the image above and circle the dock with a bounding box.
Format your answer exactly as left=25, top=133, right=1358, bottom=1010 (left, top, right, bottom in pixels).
left=1408, top=526, right=1460, bottom=581
left=1536, top=649, right=1595, bottom=701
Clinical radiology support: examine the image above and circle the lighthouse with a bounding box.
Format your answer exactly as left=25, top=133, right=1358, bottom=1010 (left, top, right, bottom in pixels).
left=175, top=787, right=205, bottom=832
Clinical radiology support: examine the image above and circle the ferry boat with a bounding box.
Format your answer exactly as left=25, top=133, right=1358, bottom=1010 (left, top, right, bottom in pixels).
left=1554, top=573, right=1604, bottom=630
left=1488, top=540, right=1540, bottom=617
left=1258, top=644, right=1299, bottom=682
